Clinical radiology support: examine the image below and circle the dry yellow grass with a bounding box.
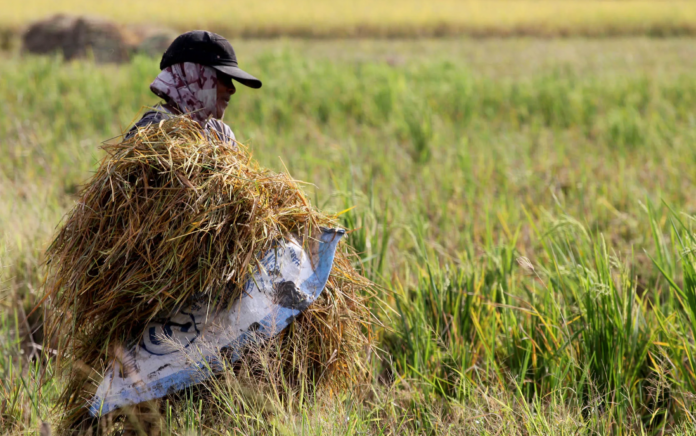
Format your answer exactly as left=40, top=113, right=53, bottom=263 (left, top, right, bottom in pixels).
left=4, top=0, right=696, bottom=37
left=43, top=117, right=371, bottom=432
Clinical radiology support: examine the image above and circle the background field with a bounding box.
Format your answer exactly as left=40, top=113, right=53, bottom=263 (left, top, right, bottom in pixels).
left=4, top=36, right=696, bottom=434
left=4, top=0, right=696, bottom=38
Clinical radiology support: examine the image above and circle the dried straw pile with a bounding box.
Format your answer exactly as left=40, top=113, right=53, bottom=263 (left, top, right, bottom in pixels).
left=42, top=117, right=372, bottom=429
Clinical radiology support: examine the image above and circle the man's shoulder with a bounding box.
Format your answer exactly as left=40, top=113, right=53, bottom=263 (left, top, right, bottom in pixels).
left=125, top=106, right=172, bottom=139
left=125, top=108, right=236, bottom=146
left=206, top=119, right=236, bottom=144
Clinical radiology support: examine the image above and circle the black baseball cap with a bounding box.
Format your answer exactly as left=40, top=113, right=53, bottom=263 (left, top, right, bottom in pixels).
left=160, top=30, right=262, bottom=89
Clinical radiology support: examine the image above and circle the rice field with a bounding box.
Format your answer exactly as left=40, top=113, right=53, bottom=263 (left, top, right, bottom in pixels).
left=6, top=38, right=696, bottom=433
left=3, top=0, right=696, bottom=38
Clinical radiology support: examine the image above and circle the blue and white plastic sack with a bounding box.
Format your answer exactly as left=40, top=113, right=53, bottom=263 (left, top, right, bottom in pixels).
left=90, top=228, right=345, bottom=416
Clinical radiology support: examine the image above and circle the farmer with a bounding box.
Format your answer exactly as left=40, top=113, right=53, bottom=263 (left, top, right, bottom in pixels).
left=127, top=30, right=262, bottom=142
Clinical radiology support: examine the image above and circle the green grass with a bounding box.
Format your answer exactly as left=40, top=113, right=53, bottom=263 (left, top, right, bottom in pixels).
left=5, top=39, right=696, bottom=434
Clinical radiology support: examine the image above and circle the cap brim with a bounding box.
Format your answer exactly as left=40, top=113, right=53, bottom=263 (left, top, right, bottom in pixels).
left=213, top=65, right=262, bottom=89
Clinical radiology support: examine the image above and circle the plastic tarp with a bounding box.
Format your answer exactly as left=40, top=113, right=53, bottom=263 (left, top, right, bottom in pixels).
left=89, top=228, right=345, bottom=416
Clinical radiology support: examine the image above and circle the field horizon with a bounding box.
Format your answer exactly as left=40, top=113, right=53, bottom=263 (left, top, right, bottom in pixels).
left=4, top=1, right=696, bottom=39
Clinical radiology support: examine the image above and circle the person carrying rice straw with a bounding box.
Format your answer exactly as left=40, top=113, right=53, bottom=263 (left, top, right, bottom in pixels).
left=43, top=30, right=371, bottom=433
left=127, top=30, right=262, bottom=142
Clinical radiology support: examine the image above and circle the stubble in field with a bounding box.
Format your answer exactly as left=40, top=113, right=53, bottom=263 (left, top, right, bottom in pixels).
left=4, top=0, right=696, bottom=38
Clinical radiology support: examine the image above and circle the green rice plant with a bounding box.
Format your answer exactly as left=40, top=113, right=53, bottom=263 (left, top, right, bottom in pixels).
left=5, top=41, right=696, bottom=433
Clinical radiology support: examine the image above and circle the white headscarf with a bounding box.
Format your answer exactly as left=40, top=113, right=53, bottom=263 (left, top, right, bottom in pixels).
left=149, top=62, right=219, bottom=124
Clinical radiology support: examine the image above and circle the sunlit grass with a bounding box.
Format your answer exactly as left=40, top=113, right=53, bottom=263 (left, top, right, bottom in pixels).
left=4, top=0, right=696, bottom=37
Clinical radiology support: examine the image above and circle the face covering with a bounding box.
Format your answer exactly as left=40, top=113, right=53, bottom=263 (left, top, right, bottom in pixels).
left=149, top=62, right=219, bottom=125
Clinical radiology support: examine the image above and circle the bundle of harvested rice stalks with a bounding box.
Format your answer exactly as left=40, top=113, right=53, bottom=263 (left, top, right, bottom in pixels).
left=41, top=116, right=373, bottom=432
